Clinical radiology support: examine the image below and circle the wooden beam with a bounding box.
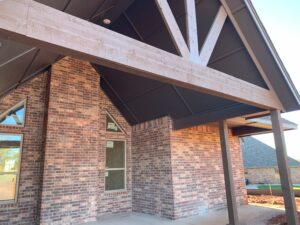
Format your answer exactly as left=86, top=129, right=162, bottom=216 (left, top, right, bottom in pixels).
left=221, top=0, right=284, bottom=111
left=0, top=0, right=283, bottom=110
left=155, top=0, right=190, bottom=58
left=184, top=0, right=200, bottom=63
left=271, top=110, right=299, bottom=225
left=199, top=6, right=227, bottom=66
left=173, top=103, right=261, bottom=130
left=219, top=120, right=240, bottom=225
left=232, top=126, right=270, bottom=137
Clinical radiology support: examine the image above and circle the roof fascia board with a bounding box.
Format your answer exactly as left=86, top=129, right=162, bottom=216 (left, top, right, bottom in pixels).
left=244, top=0, right=300, bottom=108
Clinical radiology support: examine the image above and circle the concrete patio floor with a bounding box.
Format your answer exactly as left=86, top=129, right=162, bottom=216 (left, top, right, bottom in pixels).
left=84, top=205, right=284, bottom=225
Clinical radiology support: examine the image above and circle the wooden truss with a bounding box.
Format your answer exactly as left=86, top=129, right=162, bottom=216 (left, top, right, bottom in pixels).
left=0, top=0, right=283, bottom=111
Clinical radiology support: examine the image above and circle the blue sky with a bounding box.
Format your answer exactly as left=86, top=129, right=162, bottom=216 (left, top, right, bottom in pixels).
left=251, top=0, right=300, bottom=159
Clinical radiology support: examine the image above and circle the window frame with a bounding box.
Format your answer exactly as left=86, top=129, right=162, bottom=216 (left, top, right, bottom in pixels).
left=105, top=111, right=124, bottom=134
left=104, top=139, right=126, bottom=192
left=0, top=133, right=23, bottom=204
left=0, top=99, right=27, bottom=128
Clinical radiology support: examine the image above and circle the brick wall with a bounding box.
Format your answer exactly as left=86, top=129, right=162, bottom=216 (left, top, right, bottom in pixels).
left=0, top=56, right=247, bottom=224
left=0, top=73, right=49, bottom=225
left=291, top=168, right=300, bottom=184
left=39, top=57, right=132, bottom=225
left=132, top=117, right=174, bottom=219
left=97, top=73, right=132, bottom=218
left=171, top=124, right=247, bottom=219
left=132, top=118, right=247, bottom=219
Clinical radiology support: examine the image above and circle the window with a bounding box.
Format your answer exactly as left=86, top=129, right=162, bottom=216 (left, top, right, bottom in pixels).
left=106, top=113, right=122, bottom=133
left=0, top=134, right=22, bottom=202
left=0, top=100, right=26, bottom=126
left=105, top=140, right=125, bottom=191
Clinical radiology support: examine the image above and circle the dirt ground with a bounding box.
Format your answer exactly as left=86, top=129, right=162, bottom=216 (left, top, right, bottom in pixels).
left=248, top=195, right=300, bottom=224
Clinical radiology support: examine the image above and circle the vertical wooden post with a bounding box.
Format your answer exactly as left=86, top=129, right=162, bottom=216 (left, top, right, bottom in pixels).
left=184, top=0, right=200, bottom=63
left=271, top=110, right=299, bottom=225
left=219, top=120, right=240, bottom=225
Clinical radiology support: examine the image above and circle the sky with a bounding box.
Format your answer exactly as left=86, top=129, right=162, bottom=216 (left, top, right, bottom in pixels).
left=251, top=0, right=300, bottom=159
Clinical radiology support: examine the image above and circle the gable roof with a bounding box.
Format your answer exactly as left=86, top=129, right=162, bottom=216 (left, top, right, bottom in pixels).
left=241, top=137, right=300, bottom=168
left=0, top=0, right=299, bottom=131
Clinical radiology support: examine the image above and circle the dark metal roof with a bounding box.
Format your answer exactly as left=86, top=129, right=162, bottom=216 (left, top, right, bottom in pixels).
left=96, top=66, right=262, bottom=127
left=0, top=0, right=299, bottom=130
left=242, top=137, right=300, bottom=168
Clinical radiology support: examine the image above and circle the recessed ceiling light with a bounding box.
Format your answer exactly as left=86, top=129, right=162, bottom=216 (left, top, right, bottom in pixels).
left=103, top=18, right=111, bottom=25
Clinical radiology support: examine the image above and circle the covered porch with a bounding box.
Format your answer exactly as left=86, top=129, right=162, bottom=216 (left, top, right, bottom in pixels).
left=0, top=0, right=300, bottom=224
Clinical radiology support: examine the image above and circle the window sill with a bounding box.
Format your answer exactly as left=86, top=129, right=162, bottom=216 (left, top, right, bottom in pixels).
left=0, top=200, right=17, bottom=207
left=104, top=189, right=130, bottom=195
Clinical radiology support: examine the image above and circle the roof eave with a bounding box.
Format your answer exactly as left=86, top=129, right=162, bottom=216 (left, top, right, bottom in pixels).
left=244, top=0, right=300, bottom=110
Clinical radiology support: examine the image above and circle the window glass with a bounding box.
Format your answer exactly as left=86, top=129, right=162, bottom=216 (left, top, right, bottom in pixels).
left=0, top=134, right=22, bottom=202
left=0, top=101, right=25, bottom=126
left=105, top=170, right=125, bottom=191
left=106, top=114, right=122, bottom=132
left=106, top=141, right=125, bottom=168
left=0, top=174, right=17, bottom=201
left=105, top=140, right=125, bottom=191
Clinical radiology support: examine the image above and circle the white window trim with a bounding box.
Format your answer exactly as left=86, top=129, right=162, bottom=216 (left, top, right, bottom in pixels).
left=0, top=133, right=23, bottom=204
left=0, top=99, right=27, bottom=128
left=104, top=139, right=127, bottom=193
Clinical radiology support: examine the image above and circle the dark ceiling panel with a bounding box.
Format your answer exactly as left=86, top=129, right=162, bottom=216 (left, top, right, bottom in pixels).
left=125, top=0, right=162, bottom=40
left=119, top=0, right=178, bottom=55
left=126, top=85, right=191, bottom=122
left=173, top=103, right=262, bottom=130
left=22, top=49, right=59, bottom=81
left=93, top=0, right=135, bottom=26
left=35, top=0, right=69, bottom=10
left=100, top=77, right=138, bottom=124
left=65, top=0, right=105, bottom=20
left=177, top=87, right=235, bottom=114
left=0, top=37, right=31, bottom=66
left=209, top=19, right=244, bottom=63
left=110, top=14, right=140, bottom=41
left=145, top=28, right=178, bottom=55
left=0, top=49, right=38, bottom=95
left=209, top=49, right=268, bottom=88
left=196, top=0, right=221, bottom=51
left=97, top=66, right=162, bottom=102
left=168, top=0, right=185, bottom=16
left=168, top=0, right=187, bottom=42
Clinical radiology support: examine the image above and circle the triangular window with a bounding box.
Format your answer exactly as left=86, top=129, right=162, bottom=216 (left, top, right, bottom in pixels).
left=106, top=113, right=123, bottom=133
left=0, top=100, right=26, bottom=126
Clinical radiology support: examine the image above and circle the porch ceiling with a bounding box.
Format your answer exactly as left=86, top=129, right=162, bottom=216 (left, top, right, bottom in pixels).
left=0, top=0, right=299, bottom=131
left=0, top=0, right=133, bottom=96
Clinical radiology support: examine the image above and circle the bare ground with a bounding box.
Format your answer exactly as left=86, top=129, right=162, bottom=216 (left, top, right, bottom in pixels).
left=248, top=195, right=300, bottom=225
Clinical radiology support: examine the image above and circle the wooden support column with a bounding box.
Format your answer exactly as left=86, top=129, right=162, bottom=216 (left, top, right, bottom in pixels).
left=271, top=110, right=299, bottom=225
left=219, top=120, right=240, bottom=225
